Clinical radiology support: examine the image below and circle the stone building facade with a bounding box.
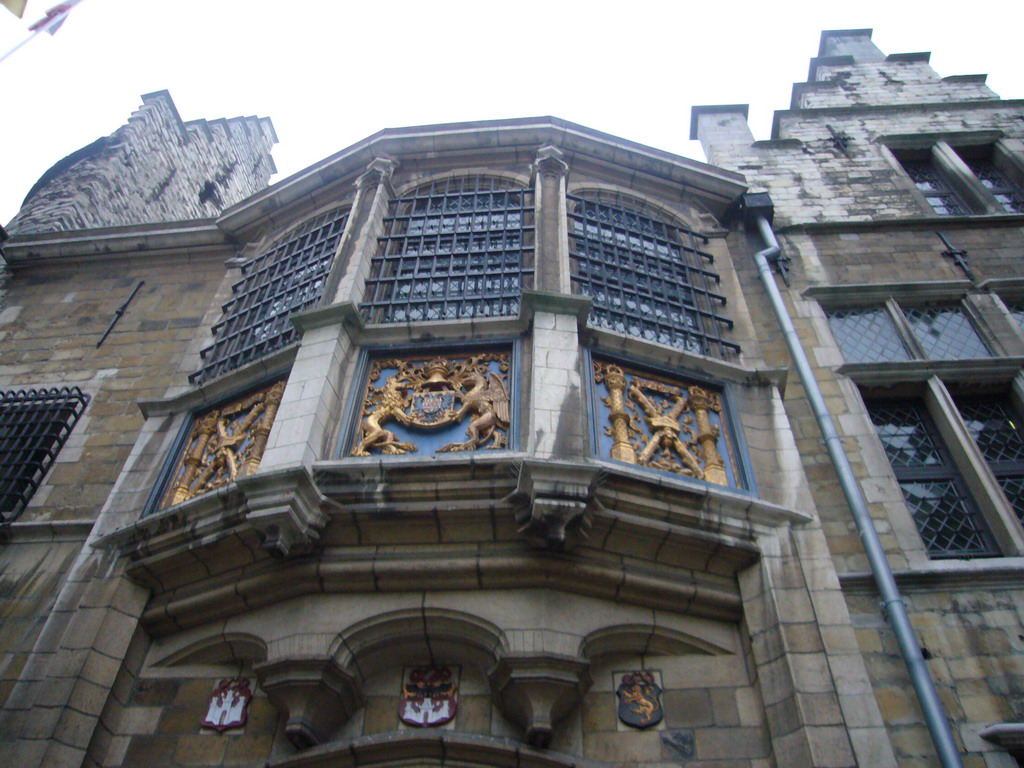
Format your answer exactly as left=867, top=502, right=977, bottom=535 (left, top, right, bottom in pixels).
left=0, top=30, right=1022, bottom=768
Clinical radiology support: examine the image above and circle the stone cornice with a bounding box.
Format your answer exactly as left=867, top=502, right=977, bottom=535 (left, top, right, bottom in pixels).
left=839, top=558, right=1024, bottom=593
left=3, top=219, right=232, bottom=267
left=776, top=212, right=1024, bottom=234
left=98, top=457, right=805, bottom=634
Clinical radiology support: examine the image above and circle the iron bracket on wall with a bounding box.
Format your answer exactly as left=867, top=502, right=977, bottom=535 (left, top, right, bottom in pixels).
left=97, top=280, right=144, bottom=348
left=936, top=232, right=975, bottom=282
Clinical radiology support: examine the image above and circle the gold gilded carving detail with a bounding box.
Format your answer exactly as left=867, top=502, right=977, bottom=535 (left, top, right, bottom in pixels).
left=161, top=380, right=286, bottom=508
left=352, top=353, right=510, bottom=456
left=594, top=362, right=728, bottom=485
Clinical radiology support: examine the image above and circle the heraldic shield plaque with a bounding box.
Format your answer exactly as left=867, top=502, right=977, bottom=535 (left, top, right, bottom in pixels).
left=615, top=670, right=663, bottom=729
left=201, top=677, right=253, bottom=732
left=351, top=351, right=511, bottom=457
left=399, top=666, right=459, bottom=727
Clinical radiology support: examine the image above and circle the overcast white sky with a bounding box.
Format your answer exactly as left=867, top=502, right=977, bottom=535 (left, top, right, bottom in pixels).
left=2, top=1, right=1022, bottom=227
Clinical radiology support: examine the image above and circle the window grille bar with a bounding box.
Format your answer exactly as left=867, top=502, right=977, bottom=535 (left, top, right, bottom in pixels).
left=567, top=193, right=738, bottom=358
left=191, top=207, right=350, bottom=384
left=0, top=386, right=89, bottom=522
left=360, top=177, right=534, bottom=325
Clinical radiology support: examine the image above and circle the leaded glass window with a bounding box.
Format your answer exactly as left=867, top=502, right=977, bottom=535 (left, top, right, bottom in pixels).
left=965, top=159, right=1024, bottom=213
left=827, top=308, right=910, bottom=363
left=957, top=396, right=1024, bottom=525
left=360, top=177, right=534, bottom=324
left=192, top=207, right=350, bottom=385
left=868, top=400, right=997, bottom=557
left=0, top=386, right=89, bottom=522
left=899, top=159, right=968, bottom=216
left=568, top=192, right=737, bottom=358
left=903, top=305, right=990, bottom=359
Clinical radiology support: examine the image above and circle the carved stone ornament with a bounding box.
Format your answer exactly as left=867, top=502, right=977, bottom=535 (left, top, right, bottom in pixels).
left=398, top=665, right=458, bottom=727
left=351, top=353, right=511, bottom=457
left=616, top=670, right=663, bottom=729
left=593, top=362, right=733, bottom=486
left=161, top=379, right=286, bottom=508
left=200, top=677, right=253, bottom=733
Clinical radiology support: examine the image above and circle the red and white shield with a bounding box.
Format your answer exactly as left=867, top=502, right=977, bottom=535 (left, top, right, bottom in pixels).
left=201, top=677, right=253, bottom=732
left=398, top=666, right=458, bottom=727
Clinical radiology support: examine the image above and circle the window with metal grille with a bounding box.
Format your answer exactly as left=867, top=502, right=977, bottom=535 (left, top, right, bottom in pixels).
left=903, top=305, right=991, bottom=359
left=898, top=158, right=968, bottom=216
left=957, top=396, right=1024, bottom=525
left=567, top=192, right=737, bottom=358
left=827, top=308, right=910, bottom=363
left=0, top=386, right=89, bottom=522
left=191, top=206, right=350, bottom=385
left=360, top=177, right=534, bottom=324
left=868, top=400, right=997, bottom=557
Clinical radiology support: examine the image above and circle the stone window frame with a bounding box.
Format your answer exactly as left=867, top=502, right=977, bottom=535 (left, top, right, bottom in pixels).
left=881, top=132, right=1024, bottom=217
left=810, top=282, right=1024, bottom=560
left=823, top=286, right=1000, bottom=364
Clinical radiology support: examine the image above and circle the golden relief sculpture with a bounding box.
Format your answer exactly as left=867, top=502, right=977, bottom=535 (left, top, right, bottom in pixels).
left=161, top=379, right=286, bottom=508
left=351, top=353, right=510, bottom=456
left=594, top=362, right=729, bottom=485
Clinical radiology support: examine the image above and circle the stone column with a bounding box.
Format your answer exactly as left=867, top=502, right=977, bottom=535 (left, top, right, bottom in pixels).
left=324, top=157, right=397, bottom=307
left=532, top=145, right=570, bottom=294
left=523, top=292, right=590, bottom=460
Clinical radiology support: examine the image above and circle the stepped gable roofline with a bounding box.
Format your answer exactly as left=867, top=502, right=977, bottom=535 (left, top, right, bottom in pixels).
left=688, top=104, right=749, bottom=140
left=18, top=90, right=277, bottom=211
left=217, top=115, right=747, bottom=236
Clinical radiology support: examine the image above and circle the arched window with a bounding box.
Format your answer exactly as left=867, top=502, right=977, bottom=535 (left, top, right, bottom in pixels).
left=360, top=176, right=534, bottom=324
left=568, top=192, right=737, bottom=357
left=191, top=206, right=350, bottom=384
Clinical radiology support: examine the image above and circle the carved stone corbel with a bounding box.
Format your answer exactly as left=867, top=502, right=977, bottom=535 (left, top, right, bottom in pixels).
left=237, top=466, right=326, bottom=558
left=511, top=461, right=600, bottom=551
left=355, top=156, right=397, bottom=190
left=254, top=656, right=364, bottom=749
left=533, top=144, right=568, bottom=179
left=490, top=654, right=591, bottom=748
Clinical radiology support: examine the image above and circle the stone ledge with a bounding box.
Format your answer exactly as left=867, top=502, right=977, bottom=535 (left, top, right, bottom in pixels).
left=266, top=729, right=610, bottom=768
left=840, top=558, right=1024, bottom=593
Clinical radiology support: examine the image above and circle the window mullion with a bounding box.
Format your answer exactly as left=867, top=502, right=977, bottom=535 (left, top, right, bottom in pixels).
left=885, top=298, right=926, bottom=359
left=931, top=141, right=1003, bottom=215
left=925, top=377, right=1024, bottom=555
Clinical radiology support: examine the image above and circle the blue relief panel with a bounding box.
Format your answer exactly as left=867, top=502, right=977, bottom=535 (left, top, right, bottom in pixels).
left=349, top=351, right=512, bottom=457
left=591, top=359, right=743, bottom=489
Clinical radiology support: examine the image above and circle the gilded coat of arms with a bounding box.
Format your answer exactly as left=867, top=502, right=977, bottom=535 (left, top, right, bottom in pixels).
left=352, top=353, right=510, bottom=456
left=398, top=666, right=458, bottom=727
left=594, top=362, right=734, bottom=486
left=161, top=379, right=286, bottom=508
left=200, top=677, right=253, bottom=732
left=616, top=670, right=663, bottom=729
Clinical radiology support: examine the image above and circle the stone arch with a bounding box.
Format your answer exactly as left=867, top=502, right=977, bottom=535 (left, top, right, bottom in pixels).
left=393, top=168, right=531, bottom=198
left=565, top=181, right=715, bottom=232
left=331, top=607, right=508, bottom=682
left=580, top=623, right=732, bottom=661
left=152, top=631, right=268, bottom=667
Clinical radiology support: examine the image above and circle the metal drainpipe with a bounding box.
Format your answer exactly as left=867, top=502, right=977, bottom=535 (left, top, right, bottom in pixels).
left=751, top=213, right=964, bottom=768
